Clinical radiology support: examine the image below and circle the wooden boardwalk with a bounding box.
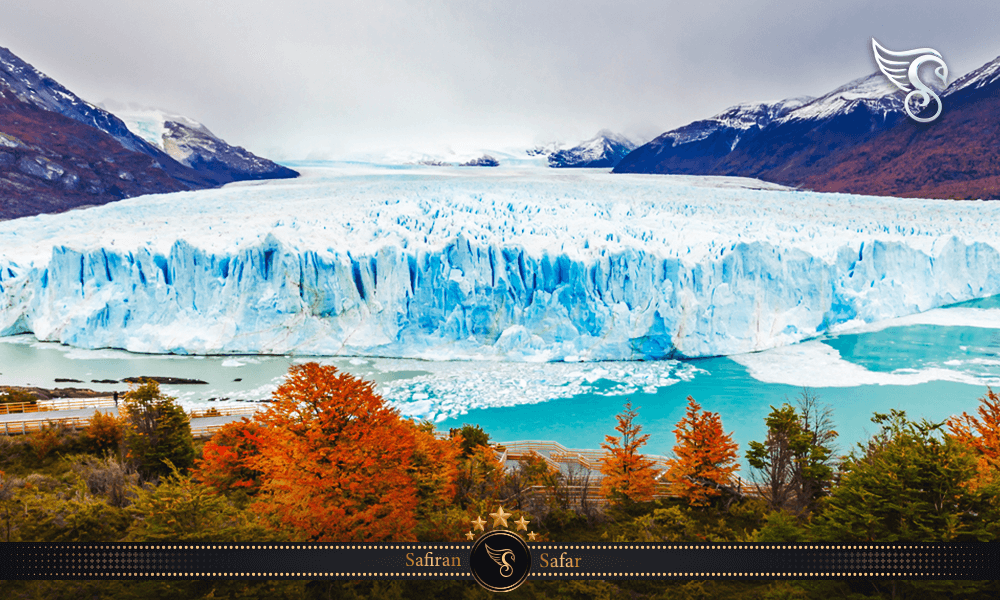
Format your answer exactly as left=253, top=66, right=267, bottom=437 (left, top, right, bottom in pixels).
left=496, top=440, right=674, bottom=478
left=0, top=402, right=260, bottom=439
left=496, top=440, right=754, bottom=505
left=0, top=396, right=117, bottom=415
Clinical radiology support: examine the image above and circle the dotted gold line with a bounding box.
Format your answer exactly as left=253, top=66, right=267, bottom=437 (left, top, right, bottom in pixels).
left=529, top=572, right=938, bottom=578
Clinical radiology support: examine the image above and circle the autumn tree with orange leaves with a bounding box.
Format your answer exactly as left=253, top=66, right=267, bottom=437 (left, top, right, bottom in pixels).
left=194, top=418, right=264, bottom=499
left=600, top=402, right=659, bottom=503
left=948, top=387, right=1000, bottom=490
left=248, top=363, right=423, bottom=542
left=664, top=396, right=739, bottom=506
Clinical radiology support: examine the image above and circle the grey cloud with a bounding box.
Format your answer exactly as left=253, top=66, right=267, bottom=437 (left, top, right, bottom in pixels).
left=3, top=1, right=998, bottom=159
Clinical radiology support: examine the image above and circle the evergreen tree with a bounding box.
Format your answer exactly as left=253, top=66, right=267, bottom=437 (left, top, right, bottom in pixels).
left=746, top=390, right=836, bottom=516
left=449, top=423, right=490, bottom=457
left=120, top=380, right=195, bottom=480
left=814, top=409, right=991, bottom=542
left=128, top=463, right=271, bottom=543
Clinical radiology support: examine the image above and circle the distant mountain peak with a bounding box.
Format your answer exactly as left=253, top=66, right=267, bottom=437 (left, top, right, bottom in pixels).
left=648, top=96, right=810, bottom=151
left=945, top=54, right=1000, bottom=96
left=615, top=72, right=908, bottom=178
left=776, top=73, right=902, bottom=123
left=548, top=131, right=638, bottom=168
left=97, top=101, right=216, bottom=148
left=98, top=101, right=295, bottom=181
left=615, top=53, right=1000, bottom=200
left=0, top=46, right=297, bottom=219
left=0, top=46, right=160, bottom=156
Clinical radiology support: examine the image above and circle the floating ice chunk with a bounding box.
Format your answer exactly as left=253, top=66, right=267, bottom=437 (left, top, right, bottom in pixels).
left=732, top=341, right=1000, bottom=388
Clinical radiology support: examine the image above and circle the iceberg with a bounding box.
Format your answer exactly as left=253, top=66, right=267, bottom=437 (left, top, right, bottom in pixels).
left=1, top=163, right=999, bottom=361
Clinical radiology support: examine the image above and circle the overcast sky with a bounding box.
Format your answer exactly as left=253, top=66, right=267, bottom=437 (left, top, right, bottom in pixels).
left=3, top=1, right=998, bottom=160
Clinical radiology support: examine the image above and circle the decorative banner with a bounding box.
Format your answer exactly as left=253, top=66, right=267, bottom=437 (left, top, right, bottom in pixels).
left=3, top=542, right=1000, bottom=589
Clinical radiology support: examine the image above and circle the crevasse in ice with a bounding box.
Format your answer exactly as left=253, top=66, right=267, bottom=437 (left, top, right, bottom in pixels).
left=1, top=164, right=998, bottom=360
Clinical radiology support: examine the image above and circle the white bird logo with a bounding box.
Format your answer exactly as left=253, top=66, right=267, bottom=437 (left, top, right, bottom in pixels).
left=872, top=38, right=949, bottom=123
left=485, top=544, right=515, bottom=577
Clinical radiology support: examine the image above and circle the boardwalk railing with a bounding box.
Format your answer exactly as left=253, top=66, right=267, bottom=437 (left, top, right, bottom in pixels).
left=505, top=482, right=693, bottom=508
left=496, top=440, right=674, bottom=473
left=0, top=396, right=116, bottom=415
left=0, top=405, right=260, bottom=438
left=187, top=406, right=262, bottom=419
left=190, top=423, right=239, bottom=439
left=496, top=440, right=755, bottom=501
left=0, top=414, right=256, bottom=439
left=1, top=417, right=93, bottom=436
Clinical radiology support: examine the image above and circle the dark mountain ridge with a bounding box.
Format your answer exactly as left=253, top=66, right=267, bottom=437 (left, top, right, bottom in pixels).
left=615, top=59, right=1000, bottom=199
left=0, top=46, right=297, bottom=220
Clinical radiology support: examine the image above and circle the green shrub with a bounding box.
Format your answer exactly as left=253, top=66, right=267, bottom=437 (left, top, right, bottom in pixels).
left=120, top=381, right=195, bottom=480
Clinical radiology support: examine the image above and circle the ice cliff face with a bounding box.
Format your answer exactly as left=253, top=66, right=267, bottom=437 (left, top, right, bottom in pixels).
left=1, top=165, right=999, bottom=360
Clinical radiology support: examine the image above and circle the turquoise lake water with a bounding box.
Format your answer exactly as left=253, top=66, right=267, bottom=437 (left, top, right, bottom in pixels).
left=2, top=295, right=998, bottom=460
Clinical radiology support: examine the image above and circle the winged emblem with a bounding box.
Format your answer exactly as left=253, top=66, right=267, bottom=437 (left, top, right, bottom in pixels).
left=872, top=38, right=948, bottom=123
left=485, top=544, right=515, bottom=577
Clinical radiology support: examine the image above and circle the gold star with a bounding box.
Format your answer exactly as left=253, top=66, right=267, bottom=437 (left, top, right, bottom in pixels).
left=528, top=531, right=538, bottom=541
left=489, top=506, right=511, bottom=528
left=465, top=531, right=475, bottom=541
left=471, top=515, right=486, bottom=531
left=514, top=515, right=529, bottom=531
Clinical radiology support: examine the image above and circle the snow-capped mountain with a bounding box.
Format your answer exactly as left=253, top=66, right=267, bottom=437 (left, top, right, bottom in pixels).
left=1, top=165, right=998, bottom=360
left=653, top=97, right=812, bottom=147
left=95, top=103, right=210, bottom=149
left=776, top=74, right=901, bottom=123
left=526, top=142, right=561, bottom=157
left=0, top=47, right=160, bottom=157
left=100, top=102, right=298, bottom=185
left=616, top=73, right=902, bottom=177
left=0, top=48, right=198, bottom=219
left=943, top=54, right=1000, bottom=99
left=617, top=55, right=1000, bottom=199
left=547, top=131, right=638, bottom=168
left=0, top=46, right=297, bottom=220
left=795, top=54, right=1000, bottom=199
left=460, top=155, right=500, bottom=167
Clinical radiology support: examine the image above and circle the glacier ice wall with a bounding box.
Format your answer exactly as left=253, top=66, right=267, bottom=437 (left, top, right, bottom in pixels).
left=1, top=165, right=999, bottom=360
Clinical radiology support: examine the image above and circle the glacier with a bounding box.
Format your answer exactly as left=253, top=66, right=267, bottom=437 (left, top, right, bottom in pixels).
left=1, top=162, right=999, bottom=361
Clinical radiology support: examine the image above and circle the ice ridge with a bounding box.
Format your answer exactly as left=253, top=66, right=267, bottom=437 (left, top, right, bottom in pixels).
left=1, top=166, right=999, bottom=361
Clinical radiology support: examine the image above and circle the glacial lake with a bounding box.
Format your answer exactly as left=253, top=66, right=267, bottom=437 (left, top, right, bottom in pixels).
left=2, top=294, right=998, bottom=459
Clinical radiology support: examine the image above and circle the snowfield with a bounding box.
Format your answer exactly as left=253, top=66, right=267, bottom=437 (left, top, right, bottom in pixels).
left=1, top=162, right=999, bottom=361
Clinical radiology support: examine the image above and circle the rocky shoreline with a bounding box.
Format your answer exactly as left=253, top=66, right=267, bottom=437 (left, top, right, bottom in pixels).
left=0, top=385, right=112, bottom=400
left=2, top=376, right=209, bottom=400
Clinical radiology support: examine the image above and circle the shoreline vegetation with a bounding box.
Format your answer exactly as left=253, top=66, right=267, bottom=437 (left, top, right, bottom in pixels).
left=0, top=376, right=210, bottom=402
left=2, top=365, right=1000, bottom=599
